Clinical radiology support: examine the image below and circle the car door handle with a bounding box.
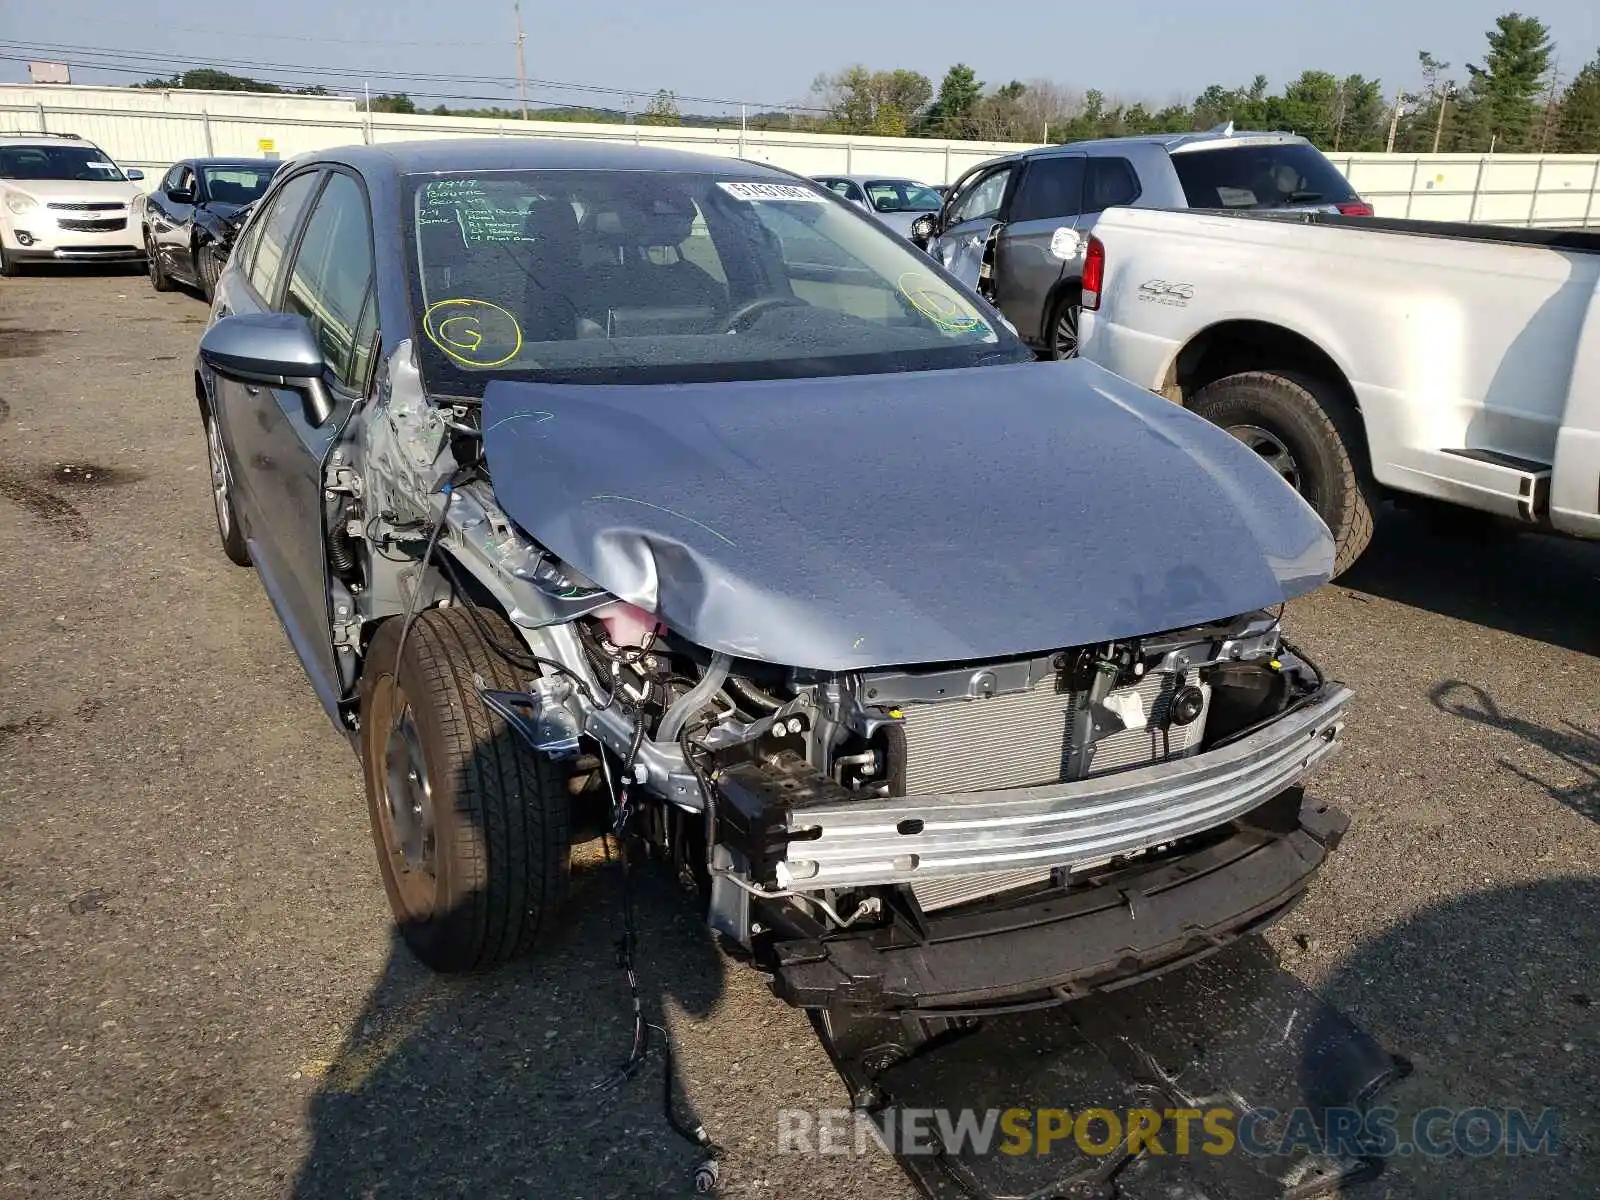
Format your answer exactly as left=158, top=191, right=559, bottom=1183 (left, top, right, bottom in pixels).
left=244, top=385, right=262, bottom=397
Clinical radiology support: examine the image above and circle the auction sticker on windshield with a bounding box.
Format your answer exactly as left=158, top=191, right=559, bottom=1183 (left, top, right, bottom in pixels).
left=717, top=181, right=826, bottom=203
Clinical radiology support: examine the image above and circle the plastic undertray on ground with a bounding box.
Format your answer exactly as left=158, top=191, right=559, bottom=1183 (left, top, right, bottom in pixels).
left=815, top=938, right=1408, bottom=1200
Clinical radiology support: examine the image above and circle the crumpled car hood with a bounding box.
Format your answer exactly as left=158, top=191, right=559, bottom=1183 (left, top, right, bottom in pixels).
left=480, top=360, right=1332, bottom=671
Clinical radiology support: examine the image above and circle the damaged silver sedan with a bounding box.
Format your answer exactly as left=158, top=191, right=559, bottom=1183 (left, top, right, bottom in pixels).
left=194, top=139, right=1350, bottom=1015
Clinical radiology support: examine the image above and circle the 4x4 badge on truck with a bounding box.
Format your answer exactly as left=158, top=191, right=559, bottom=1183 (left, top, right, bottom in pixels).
left=1138, top=279, right=1195, bottom=305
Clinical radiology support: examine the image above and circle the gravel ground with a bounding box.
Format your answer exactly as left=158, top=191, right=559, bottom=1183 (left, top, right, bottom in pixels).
left=0, top=273, right=1595, bottom=1200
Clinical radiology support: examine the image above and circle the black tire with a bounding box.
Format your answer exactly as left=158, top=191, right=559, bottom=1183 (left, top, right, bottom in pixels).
left=145, top=230, right=172, bottom=292
left=0, top=244, right=16, bottom=278
left=196, top=240, right=220, bottom=301
left=204, top=409, right=251, bottom=566
left=1188, top=370, right=1376, bottom=578
left=360, top=607, right=571, bottom=973
left=1045, top=288, right=1082, bottom=360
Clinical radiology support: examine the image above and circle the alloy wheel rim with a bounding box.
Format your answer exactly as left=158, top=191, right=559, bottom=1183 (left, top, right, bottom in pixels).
left=206, top=417, right=231, bottom=538
left=145, top=236, right=158, bottom=284
left=1227, top=424, right=1302, bottom=490
left=1055, top=305, right=1080, bottom=359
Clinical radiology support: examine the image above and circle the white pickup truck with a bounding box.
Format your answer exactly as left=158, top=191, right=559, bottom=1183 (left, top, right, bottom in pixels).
left=1077, top=207, right=1600, bottom=574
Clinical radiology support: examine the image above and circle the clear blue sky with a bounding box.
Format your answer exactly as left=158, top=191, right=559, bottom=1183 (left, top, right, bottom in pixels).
left=2, top=0, right=1596, bottom=116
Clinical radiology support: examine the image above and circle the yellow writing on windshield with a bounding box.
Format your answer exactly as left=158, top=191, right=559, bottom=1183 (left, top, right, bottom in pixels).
left=896, top=272, right=985, bottom=335
left=422, top=298, right=524, bottom=368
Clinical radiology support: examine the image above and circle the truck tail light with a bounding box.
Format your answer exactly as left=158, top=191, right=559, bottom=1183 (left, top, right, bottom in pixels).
left=1337, top=200, right=1374, bottom=217
left=1081, top=235, right=1105, bottom=311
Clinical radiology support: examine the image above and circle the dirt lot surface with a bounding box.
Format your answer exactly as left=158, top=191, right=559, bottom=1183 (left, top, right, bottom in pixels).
left=0, top=272, right=1595, bottom=1199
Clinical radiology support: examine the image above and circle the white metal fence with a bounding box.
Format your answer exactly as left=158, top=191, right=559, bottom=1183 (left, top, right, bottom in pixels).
left=4, top=85, right=1600, bottom=228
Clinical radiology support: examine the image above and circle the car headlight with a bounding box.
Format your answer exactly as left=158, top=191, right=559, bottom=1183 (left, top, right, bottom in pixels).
left=5, top=193, right=38, bottom=216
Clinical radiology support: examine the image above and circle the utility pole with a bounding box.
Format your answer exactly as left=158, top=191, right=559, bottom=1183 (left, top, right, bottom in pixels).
left=514, top=2, right=529, bottom=120
left=1432, top=81, right=1453, bottom=154
left=1385, top=89, right=1404, bottom=153
left=1538, top=62, right=1561, bottom=152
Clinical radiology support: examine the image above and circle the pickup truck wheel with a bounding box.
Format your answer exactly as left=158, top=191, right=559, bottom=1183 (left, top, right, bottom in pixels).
left=205, top=410, right=251, bottom=566
left=1045, top=291, right=1082, bottom=360
left=360, top=607, right=571, bottom=973
left=1189, top=371, right=1375, bottom=577
left=145, top=231, right=172, bottom=292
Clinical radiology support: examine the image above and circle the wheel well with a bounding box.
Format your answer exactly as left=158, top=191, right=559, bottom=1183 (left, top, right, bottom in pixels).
left=1168, top=320, right=1350, bottom=405
left=1166, top=319, right=1375, bottom=480
left=194, top=371, right=210, bottom=420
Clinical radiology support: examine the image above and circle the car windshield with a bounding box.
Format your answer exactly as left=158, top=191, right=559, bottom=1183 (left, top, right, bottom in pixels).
left=865, top=180, right=943, bottom=213
left=0, top=144, right=127, bottom=182
left=405, top=169, right=1024, bottom=391
left=1171, top=143, right=1357, bottom=210
left=201, top=165, right=277, bottom=205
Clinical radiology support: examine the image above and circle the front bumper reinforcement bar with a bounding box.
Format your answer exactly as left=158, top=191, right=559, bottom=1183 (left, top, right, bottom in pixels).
left=778, top=684, right=1353, bottom=891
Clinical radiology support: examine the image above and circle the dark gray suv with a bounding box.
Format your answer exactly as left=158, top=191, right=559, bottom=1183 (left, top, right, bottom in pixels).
left=919, top=127, right=1370, bottom=359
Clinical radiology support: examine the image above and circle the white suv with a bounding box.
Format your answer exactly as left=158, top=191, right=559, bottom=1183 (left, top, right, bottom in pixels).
left=0, top=133, right=146, bottom=275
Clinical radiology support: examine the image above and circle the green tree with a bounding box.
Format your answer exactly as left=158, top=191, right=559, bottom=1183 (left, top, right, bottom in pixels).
left=641, top=89, right=680, bottom=126
left=1464, top=11, right=1554, bottom=150
left=364, top=92, right=416, bottom=114
left=1270, top=70, right=1341, bottom=141
left=1333, top=75, right=1387, bottom=150
left=811, top=66, right=932, bottom=135
left=925, top=64, right=983, bottom=137
left=1555, top=53, right=1600, bottom=152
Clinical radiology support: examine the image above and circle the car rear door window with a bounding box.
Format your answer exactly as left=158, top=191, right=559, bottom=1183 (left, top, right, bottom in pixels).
left=245, top=170, right=321, bottom=303
left=281, top=172, right=375, bottom=392
left=1083, top=157, right=1141, bottom=213
left=1172, top=143, right=1357, bottom=209
left=1009, top=156, right=1085, bottom=223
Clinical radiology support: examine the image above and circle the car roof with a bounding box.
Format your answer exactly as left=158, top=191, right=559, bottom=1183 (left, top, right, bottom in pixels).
left=815, top=174, right=935, bottom=185
left=1019, top=128, right=1315, bottom=160
left=187, top=157, right=282, bottom=167
left=305, top=138, right=805, bottom=182
left=0, top=133, right=100, bottom=146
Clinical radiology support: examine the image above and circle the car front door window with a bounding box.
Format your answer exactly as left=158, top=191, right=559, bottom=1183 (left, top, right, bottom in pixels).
left=948, top=168, right=1011, bottom=226
left=245, top=171, right=322, bottom=305
left=280, top=172, right=376, bottom=396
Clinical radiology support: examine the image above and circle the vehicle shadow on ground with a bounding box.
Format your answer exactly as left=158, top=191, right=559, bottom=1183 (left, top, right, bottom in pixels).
left=290, top=843, right=730, bottom=1200
left=1339, top=507, right=1600, bottom=656
left=1431, top=680, right=1600, bottom=826
left=1316, top=876, right=1599, bottom=1199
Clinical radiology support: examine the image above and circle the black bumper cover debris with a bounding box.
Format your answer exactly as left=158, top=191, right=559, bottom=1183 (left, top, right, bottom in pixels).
left=772, top=791, right=1347, bottom=1012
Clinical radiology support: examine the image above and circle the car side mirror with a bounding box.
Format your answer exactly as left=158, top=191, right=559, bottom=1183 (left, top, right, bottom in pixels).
left=125, top=168, right=144, bottom=181
left=910, top=213, right=937, bottom=246
left=200, top=313, right=333, bottom=423
left=167, top=186, right=195, bottom=204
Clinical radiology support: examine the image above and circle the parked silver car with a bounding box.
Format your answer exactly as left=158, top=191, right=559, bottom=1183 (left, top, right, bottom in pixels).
left=813, top=174, right=944, bottom=237
left=193, top=138, right=1350, bottom=1019
left=918, top=126, right=1371, bottom=359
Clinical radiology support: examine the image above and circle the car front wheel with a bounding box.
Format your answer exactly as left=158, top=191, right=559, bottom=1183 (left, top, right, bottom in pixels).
left=196, top=241, right=221, bottom=301
left=360, top=607, right=572, bottom=973
left=145, top=231, right=172, bottom=292
left=205, top=410, right=251, bottom=566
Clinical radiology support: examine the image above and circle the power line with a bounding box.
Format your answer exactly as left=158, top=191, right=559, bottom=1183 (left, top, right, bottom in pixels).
left=24, top=18, right=503, bottom=49
left=0, top=53, right=648, bottom=113
left=0, top=38, right=830, bottom=114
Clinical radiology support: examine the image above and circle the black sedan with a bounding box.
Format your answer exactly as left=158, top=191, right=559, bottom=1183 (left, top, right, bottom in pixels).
left=138, top=157, right=280, bottom=299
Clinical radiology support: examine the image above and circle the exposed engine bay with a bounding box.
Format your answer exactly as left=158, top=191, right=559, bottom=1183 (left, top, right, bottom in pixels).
left=317, top=339, right=1352, bottom=1013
